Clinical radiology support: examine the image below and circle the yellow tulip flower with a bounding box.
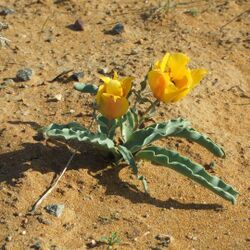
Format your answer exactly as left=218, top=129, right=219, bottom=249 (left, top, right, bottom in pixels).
left=148, top=53, right=207, bottom=103
left=96, top=71, right=134, bottom=120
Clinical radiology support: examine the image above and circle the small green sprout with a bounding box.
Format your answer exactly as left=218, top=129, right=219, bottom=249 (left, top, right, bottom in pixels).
left=100, top=232, right=121, bottom=250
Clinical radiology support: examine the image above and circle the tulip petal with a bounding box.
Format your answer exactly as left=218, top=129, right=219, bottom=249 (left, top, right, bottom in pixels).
left=99, top=93, right=129, bottom=120
left=161, top=82, right=188, bottom=103
left=153, top=60, right=161, bottom=70
left=148, top=70, right=170, bottom=102
left=106, top=79, right=123, bottom=96
left=100, top=75, right=111, bottom=84
left=170, top=88, right=190, bottom=102
left=113, top=71, right=118, bottom=80
left=174, top=68, right=192, bottom=89
left=121, top=77, right=134, bottom=97
left=159, top=53, right=170, bottom=72
left=168, top=53, right=190, bottom=80
left=96, top=84, right=106, bottom=105
left=191, top=69, right=207, bottom=88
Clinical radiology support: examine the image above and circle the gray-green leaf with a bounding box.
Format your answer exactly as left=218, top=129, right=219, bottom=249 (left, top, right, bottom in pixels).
left=44, top=122, right=118, bottom=157
left=124, top=118, right=225, bottom=158
left=120, top=108, right=138, bottom=142
left=96, top=115, right=118, bottom=139
left=136, top=146, right=238, bottom=204
left=172, top=127, right=225, bottom=158
left=124, top=118, right=190, bottom=153
left=118, top=145, right=148, bottom=192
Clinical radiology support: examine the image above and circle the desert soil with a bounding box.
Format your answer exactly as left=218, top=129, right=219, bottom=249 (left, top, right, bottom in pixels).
left=0, top=0, right=249, bottom=249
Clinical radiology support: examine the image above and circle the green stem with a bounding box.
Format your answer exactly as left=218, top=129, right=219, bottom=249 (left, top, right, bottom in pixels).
left=117, top=117, right=124, bottom=142
left=137, top=100, right=160, bottom=128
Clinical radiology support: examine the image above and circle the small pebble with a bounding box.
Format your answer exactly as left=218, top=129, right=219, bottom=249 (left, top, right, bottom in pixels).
left=87, top=239, right=97, bottom=248
left=186, top=235, right=198, bottom=241
left=21, top=230, right=26, bottom=235
left=98, top=67, right=109, bottom=74
left=0, top=22, right=8, bottom=31
left=131, top=48, right=139, bottom=55
left=50, top=245, right=59, bottom=250
left=72, top=18, right=84, bottom=31
left=111, top=23, right=124, bottom=35
left=13, top=212, right=23, bottom=217
left=37, top=216, right=51, bottom=225
left=6, top=235, right=12, bottom=242
left=30, top=242, right=41, bottom=250
left=155, top=234, right=173, bottom=246
left=3, top=79, right=14, bottom=85
left=45, top=204, right=64, bottom=217
left=48, top=94, right=62, bottom=102
left=16, top=68, right=33, bottom=82
left=71, top=71, right=84, bottom=81
left=0, top=7, right=15, bottom=16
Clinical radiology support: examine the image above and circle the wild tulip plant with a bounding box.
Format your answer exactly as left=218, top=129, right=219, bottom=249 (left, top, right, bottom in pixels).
left=44, top=52, right=238, bottom=204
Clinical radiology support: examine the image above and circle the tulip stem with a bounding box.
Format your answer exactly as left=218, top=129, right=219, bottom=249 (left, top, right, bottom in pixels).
left=137, top=100, right=160, bottom=128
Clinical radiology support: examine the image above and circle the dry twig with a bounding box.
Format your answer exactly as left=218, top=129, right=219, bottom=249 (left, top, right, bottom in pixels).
left=220, top=9, right=250, bottom=30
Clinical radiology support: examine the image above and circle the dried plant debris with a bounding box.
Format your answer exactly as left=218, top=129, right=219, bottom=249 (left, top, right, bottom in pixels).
left=0, top=35, right=10, bottom=48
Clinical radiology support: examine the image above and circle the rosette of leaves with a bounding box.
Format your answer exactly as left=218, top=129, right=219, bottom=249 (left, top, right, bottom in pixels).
left=43, top=83, right=238, bottom=205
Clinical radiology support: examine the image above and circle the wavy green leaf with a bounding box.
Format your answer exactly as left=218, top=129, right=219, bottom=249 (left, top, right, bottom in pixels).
left=172, top=127, right=225, bottom=158
left=136, top=146, right=238, bottom=204
left=124, top=118, right=190, bottom=153
left=120, top=108, right=138, bottom=142
left=118, top=145, right=138, bottom=176
left=44, top=122, right=118, bottom=157
left=124, top=118, right=225, bottom=158
left=96, top=115, right=117, bottom=139
left=118, top=145, right=148, bottom=192
left=74, top=83, right=98, bottom=94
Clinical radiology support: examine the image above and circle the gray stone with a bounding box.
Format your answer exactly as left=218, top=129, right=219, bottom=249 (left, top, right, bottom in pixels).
left=30, top=242, right=41, bottom=250
left=45, top=204, right=64, bottom=217
left=0, top=7, right=15, bottom=16
left=16, top=68, right=33, bottom=82
left=111, top=23, right=124, bottom=35
left=155, top=234, right=173, bottom=247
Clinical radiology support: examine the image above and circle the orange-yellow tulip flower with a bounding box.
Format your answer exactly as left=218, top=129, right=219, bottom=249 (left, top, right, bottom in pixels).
left=96, top=71, right=134, bottom=120
left=148, top=53, right=207, bottom=103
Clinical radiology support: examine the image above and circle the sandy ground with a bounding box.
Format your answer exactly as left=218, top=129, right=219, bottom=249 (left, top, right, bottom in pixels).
left=0, top=0, right=249, bottom=249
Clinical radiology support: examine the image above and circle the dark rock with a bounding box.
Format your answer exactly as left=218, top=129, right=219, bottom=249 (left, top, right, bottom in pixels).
left=111, top=23, right=124, bottom=35
left=45, top=204, right=64, bottom=217
left=50, top=245, right=59, bottom=250
left=37, top=216, right=51, bottom=225
left=71, top=71, right=84, bottom=81
left=30, top=242, right=41, bottom=250
left=155, top=234, right=173, bottom=247
left=71, top=19, right=84, bottom=31
left=0, top=7, right=15, bottom=16
left=16, top=68, right=33, bottom=82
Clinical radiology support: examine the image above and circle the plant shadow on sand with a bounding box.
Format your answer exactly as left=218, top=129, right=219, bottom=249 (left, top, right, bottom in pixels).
left=0, top=121, right=223, bottom=211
